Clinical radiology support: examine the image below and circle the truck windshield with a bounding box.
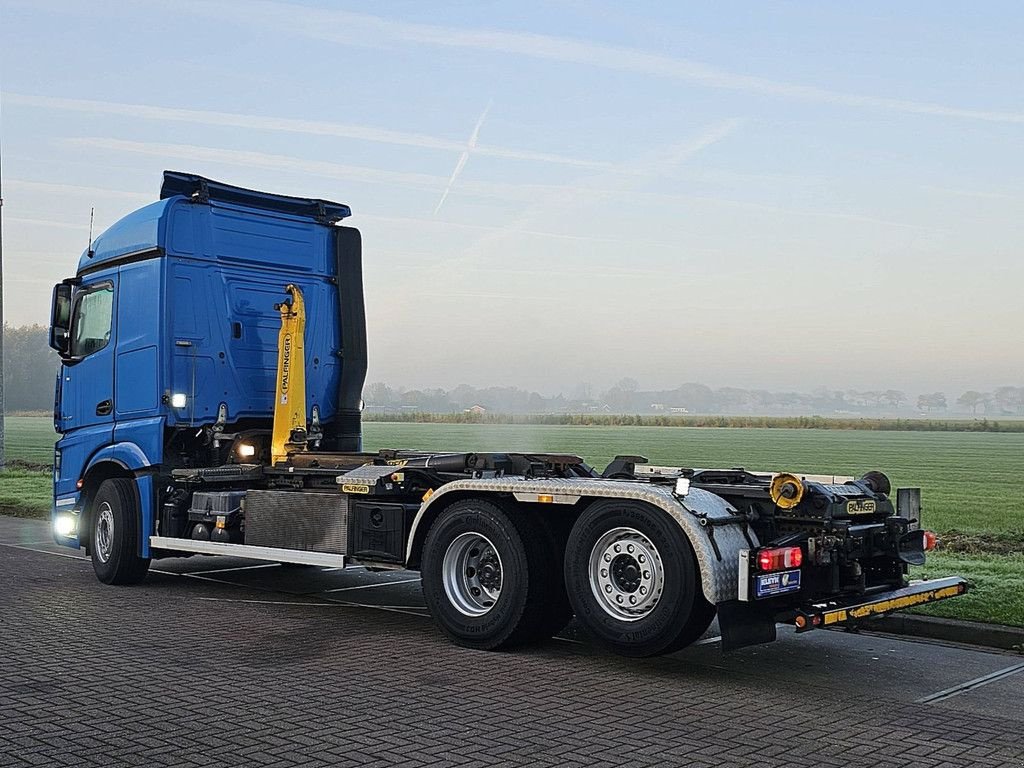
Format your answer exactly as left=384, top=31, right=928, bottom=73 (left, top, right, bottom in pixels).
left=69, top=283, right=114, bottom=357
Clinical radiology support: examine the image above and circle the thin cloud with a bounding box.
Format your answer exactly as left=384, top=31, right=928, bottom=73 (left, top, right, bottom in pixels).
left=458, top=118, right=744, bottom=259
left=6, top=178, right=149, bottom=201
left=6, top=216, right=90, bottom=231
left=186, top=1, right=1024, bottom=125
left=392, top=118, right=744, bottom=307
left=5, top=92, right=606, bottom=169
left=57, top=133, right=923, bottom=233
left=920, top=184, right=1022, bottom=202
left=434, top=100, right=492, bottom=215
left=61, top=137, right=445, bottom=192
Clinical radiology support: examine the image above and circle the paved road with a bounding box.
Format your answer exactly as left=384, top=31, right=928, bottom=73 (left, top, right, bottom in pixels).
left=2, top=515, right=1023, bottom=768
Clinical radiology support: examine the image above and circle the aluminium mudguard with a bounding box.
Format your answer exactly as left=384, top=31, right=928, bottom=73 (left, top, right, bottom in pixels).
left=405, top=478, right=757, bottom=605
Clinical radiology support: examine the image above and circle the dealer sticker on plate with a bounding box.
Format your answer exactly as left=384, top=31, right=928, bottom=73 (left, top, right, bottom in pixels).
left=755, top=569, right=802, bottom=598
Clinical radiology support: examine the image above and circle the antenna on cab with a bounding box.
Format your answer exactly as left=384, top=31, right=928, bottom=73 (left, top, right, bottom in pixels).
left=87, top=207, right=95, bottom=258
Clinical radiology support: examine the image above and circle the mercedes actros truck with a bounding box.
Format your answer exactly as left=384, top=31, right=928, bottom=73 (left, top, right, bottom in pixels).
left=47, top=172, right=966, bottom=656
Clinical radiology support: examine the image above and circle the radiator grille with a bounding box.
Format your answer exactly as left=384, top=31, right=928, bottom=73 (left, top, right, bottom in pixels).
left=244, top=491, right=349, bottom=554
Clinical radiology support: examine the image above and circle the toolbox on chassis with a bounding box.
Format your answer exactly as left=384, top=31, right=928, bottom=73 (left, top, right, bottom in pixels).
left=48, top=172, right=967, bottom=656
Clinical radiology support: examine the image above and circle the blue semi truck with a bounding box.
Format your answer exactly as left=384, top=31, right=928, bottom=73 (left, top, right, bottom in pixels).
left=47, top=172, right=966, bottom=655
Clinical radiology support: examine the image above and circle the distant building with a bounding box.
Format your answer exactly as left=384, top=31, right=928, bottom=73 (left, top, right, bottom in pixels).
left=670, top=407, right=689, bottom=414
left=650, top=403, right=666, bottom=411
left=465, top=404, right=487, bottom=414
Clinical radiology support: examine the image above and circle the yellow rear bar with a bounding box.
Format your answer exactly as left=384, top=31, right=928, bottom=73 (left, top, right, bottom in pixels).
left=795, top=576, right=968, bottom=632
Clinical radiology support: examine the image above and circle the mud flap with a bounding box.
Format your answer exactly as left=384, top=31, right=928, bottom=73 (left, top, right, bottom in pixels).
left=717, top=600, right=777, bottom=651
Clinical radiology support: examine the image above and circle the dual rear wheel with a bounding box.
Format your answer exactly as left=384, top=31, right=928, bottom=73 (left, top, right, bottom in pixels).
left=421, top=497, right=715, bottom=656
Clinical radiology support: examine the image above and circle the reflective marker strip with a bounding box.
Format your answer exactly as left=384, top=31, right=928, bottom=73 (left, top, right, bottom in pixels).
left=822, top=584, right=965, bottom=626
left=823, top=609, right=848, bottom=626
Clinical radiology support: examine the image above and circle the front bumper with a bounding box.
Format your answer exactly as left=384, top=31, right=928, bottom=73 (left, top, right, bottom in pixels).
left=791, top=576, right=969, bottom=632
left=51, top=494, right=82, bottom=549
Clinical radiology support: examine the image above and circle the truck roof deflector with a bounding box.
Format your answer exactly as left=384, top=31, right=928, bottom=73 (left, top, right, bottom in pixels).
left=160, top=170, right=352, bottom=223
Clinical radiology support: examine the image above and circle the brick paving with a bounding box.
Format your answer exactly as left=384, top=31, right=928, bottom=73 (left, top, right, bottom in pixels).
left=2, top=538, right=1023, bottom=767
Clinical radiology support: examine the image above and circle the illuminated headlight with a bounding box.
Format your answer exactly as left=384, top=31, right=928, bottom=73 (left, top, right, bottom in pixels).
left=170, top=393, right=188, bottom=408
left=674, top=477, right=691, bottom=497
left=54, top=514, right=77, bottom=537
left=237, top=442, right=256, bottom=459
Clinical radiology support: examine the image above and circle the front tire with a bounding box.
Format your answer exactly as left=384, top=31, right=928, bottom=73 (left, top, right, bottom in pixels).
left=421, top=498, right=562, bottom=650
left=89, top=478, right=151, bottom=585
left=564, top=499, right=714, bottom=657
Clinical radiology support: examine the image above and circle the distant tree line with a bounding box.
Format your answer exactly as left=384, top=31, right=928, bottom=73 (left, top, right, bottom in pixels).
left=364, top=411, right=1024, bottom=433
left=365, top=378, right=1024, bottom=418
left=3, top=325, right=58, bottom=412
left=3, top=323, right=1022, bottom=419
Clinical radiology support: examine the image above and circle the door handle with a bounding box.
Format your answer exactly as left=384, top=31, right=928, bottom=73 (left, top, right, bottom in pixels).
left=95, top=399, right=113, bottom=416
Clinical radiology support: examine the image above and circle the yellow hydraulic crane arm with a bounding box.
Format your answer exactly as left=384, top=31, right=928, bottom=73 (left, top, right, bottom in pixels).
left=271, top=284, right=308, bottom=465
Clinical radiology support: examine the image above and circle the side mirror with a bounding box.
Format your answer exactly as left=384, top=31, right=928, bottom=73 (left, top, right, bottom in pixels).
left=49, top=282, right=73, bottom=356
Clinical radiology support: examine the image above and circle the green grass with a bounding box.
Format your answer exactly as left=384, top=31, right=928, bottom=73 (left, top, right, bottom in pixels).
left=3, top=415, right=57, bottom=464
left=4, top=417, right=1022, bottom=625
left=364, top=422, right=1024, bottom=536
left=0, top=467, right=53, bottom=518
left=911, top=551, right=1024, bottom=627
left=1, top=416, right=57, bottom=517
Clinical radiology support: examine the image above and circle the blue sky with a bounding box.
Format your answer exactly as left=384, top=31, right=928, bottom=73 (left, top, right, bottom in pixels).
left=2, top=1, right=1022, bottom=394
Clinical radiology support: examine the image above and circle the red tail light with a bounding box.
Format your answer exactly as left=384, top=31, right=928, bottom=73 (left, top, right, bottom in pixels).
left=757, top=546, right=803, bottom=572
left=922, top=530, right=938, bottom=552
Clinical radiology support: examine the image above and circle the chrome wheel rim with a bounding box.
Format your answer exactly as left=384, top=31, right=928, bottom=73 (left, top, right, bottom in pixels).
left=95, top=502, right=114, bottom=563
left=589, top=526, right=664, bottom=621
left=442, top=532, right=503, bottom=617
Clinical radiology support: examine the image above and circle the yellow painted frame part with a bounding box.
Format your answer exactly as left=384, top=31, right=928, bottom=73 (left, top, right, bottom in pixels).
left=821, top=583, right=965, bottom=626
left=271, top=284, right=307, bottom=464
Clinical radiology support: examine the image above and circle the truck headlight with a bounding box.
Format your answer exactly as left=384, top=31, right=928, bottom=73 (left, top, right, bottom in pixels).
left=54, top=514, right=77, bottom=537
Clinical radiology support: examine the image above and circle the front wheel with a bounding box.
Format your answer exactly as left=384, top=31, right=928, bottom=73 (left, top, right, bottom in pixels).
left=564, top=500, right=714, bottom=657
left=89, top=478, right=151, bottom=585
left=421, top=498, right=561, bottom=650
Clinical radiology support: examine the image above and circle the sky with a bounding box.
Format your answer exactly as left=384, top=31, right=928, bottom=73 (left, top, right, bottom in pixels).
left=1, top=1, right=1022, bottom=395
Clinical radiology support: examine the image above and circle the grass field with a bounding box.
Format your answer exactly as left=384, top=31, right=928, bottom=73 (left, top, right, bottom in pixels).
left=3, top=416, right=1021, bottom=625
left=364, top=422, right=1024, bottom=538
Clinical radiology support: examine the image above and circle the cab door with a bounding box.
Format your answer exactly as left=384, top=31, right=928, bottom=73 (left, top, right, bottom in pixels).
left=60, top=277, right=118, bottom=435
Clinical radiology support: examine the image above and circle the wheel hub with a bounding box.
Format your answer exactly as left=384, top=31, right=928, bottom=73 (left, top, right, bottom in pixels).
left=611, top=555, right=642, bottom=592
left=588, top=527, right=664, bottom=621
left=95, top=502, right=115, bottom=564
left=442, top=532, right=504, bottom=617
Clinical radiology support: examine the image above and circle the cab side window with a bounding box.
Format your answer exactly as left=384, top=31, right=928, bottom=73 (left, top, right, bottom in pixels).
left=70, top=283, right=114, bottom=357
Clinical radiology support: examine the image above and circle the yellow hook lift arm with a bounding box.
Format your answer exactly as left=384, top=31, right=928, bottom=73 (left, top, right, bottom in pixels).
left=271, top=284, right=308, bottom=464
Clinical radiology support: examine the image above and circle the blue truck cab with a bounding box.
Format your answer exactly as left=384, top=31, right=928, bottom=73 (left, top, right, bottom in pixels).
left=48, top=172, right=366, bottom=560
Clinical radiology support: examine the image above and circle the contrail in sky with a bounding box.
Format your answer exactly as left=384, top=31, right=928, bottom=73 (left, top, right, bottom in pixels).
left=434, top=100, right=492, bottom=215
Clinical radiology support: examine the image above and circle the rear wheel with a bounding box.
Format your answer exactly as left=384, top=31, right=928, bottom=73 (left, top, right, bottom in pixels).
left=421, top=498, right=564, bottom=650
left=89, top=478, right=151, bottom=585
left=564, top=499, right=714, bottom=657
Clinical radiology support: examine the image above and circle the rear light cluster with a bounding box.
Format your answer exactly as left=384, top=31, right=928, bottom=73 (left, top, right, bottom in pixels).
left=757, top=546, right=803, bottom=572
left=923, top=530, right=938, bottom=552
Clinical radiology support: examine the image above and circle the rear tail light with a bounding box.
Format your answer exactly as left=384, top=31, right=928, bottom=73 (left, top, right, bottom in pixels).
left=922, top=530, right=938, bottom=552
left=757, top=546, right=803, bottom=572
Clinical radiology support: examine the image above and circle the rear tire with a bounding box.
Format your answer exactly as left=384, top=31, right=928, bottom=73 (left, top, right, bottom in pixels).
left=564, top=499, right=713, bottom=657
left=421, top=498, right=563, bottom=650
left=89, top=478, right=151, bottom=585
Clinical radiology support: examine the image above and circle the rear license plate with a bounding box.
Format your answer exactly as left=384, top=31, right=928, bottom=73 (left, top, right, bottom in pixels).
left=755, top=569, right=801, bottom=598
